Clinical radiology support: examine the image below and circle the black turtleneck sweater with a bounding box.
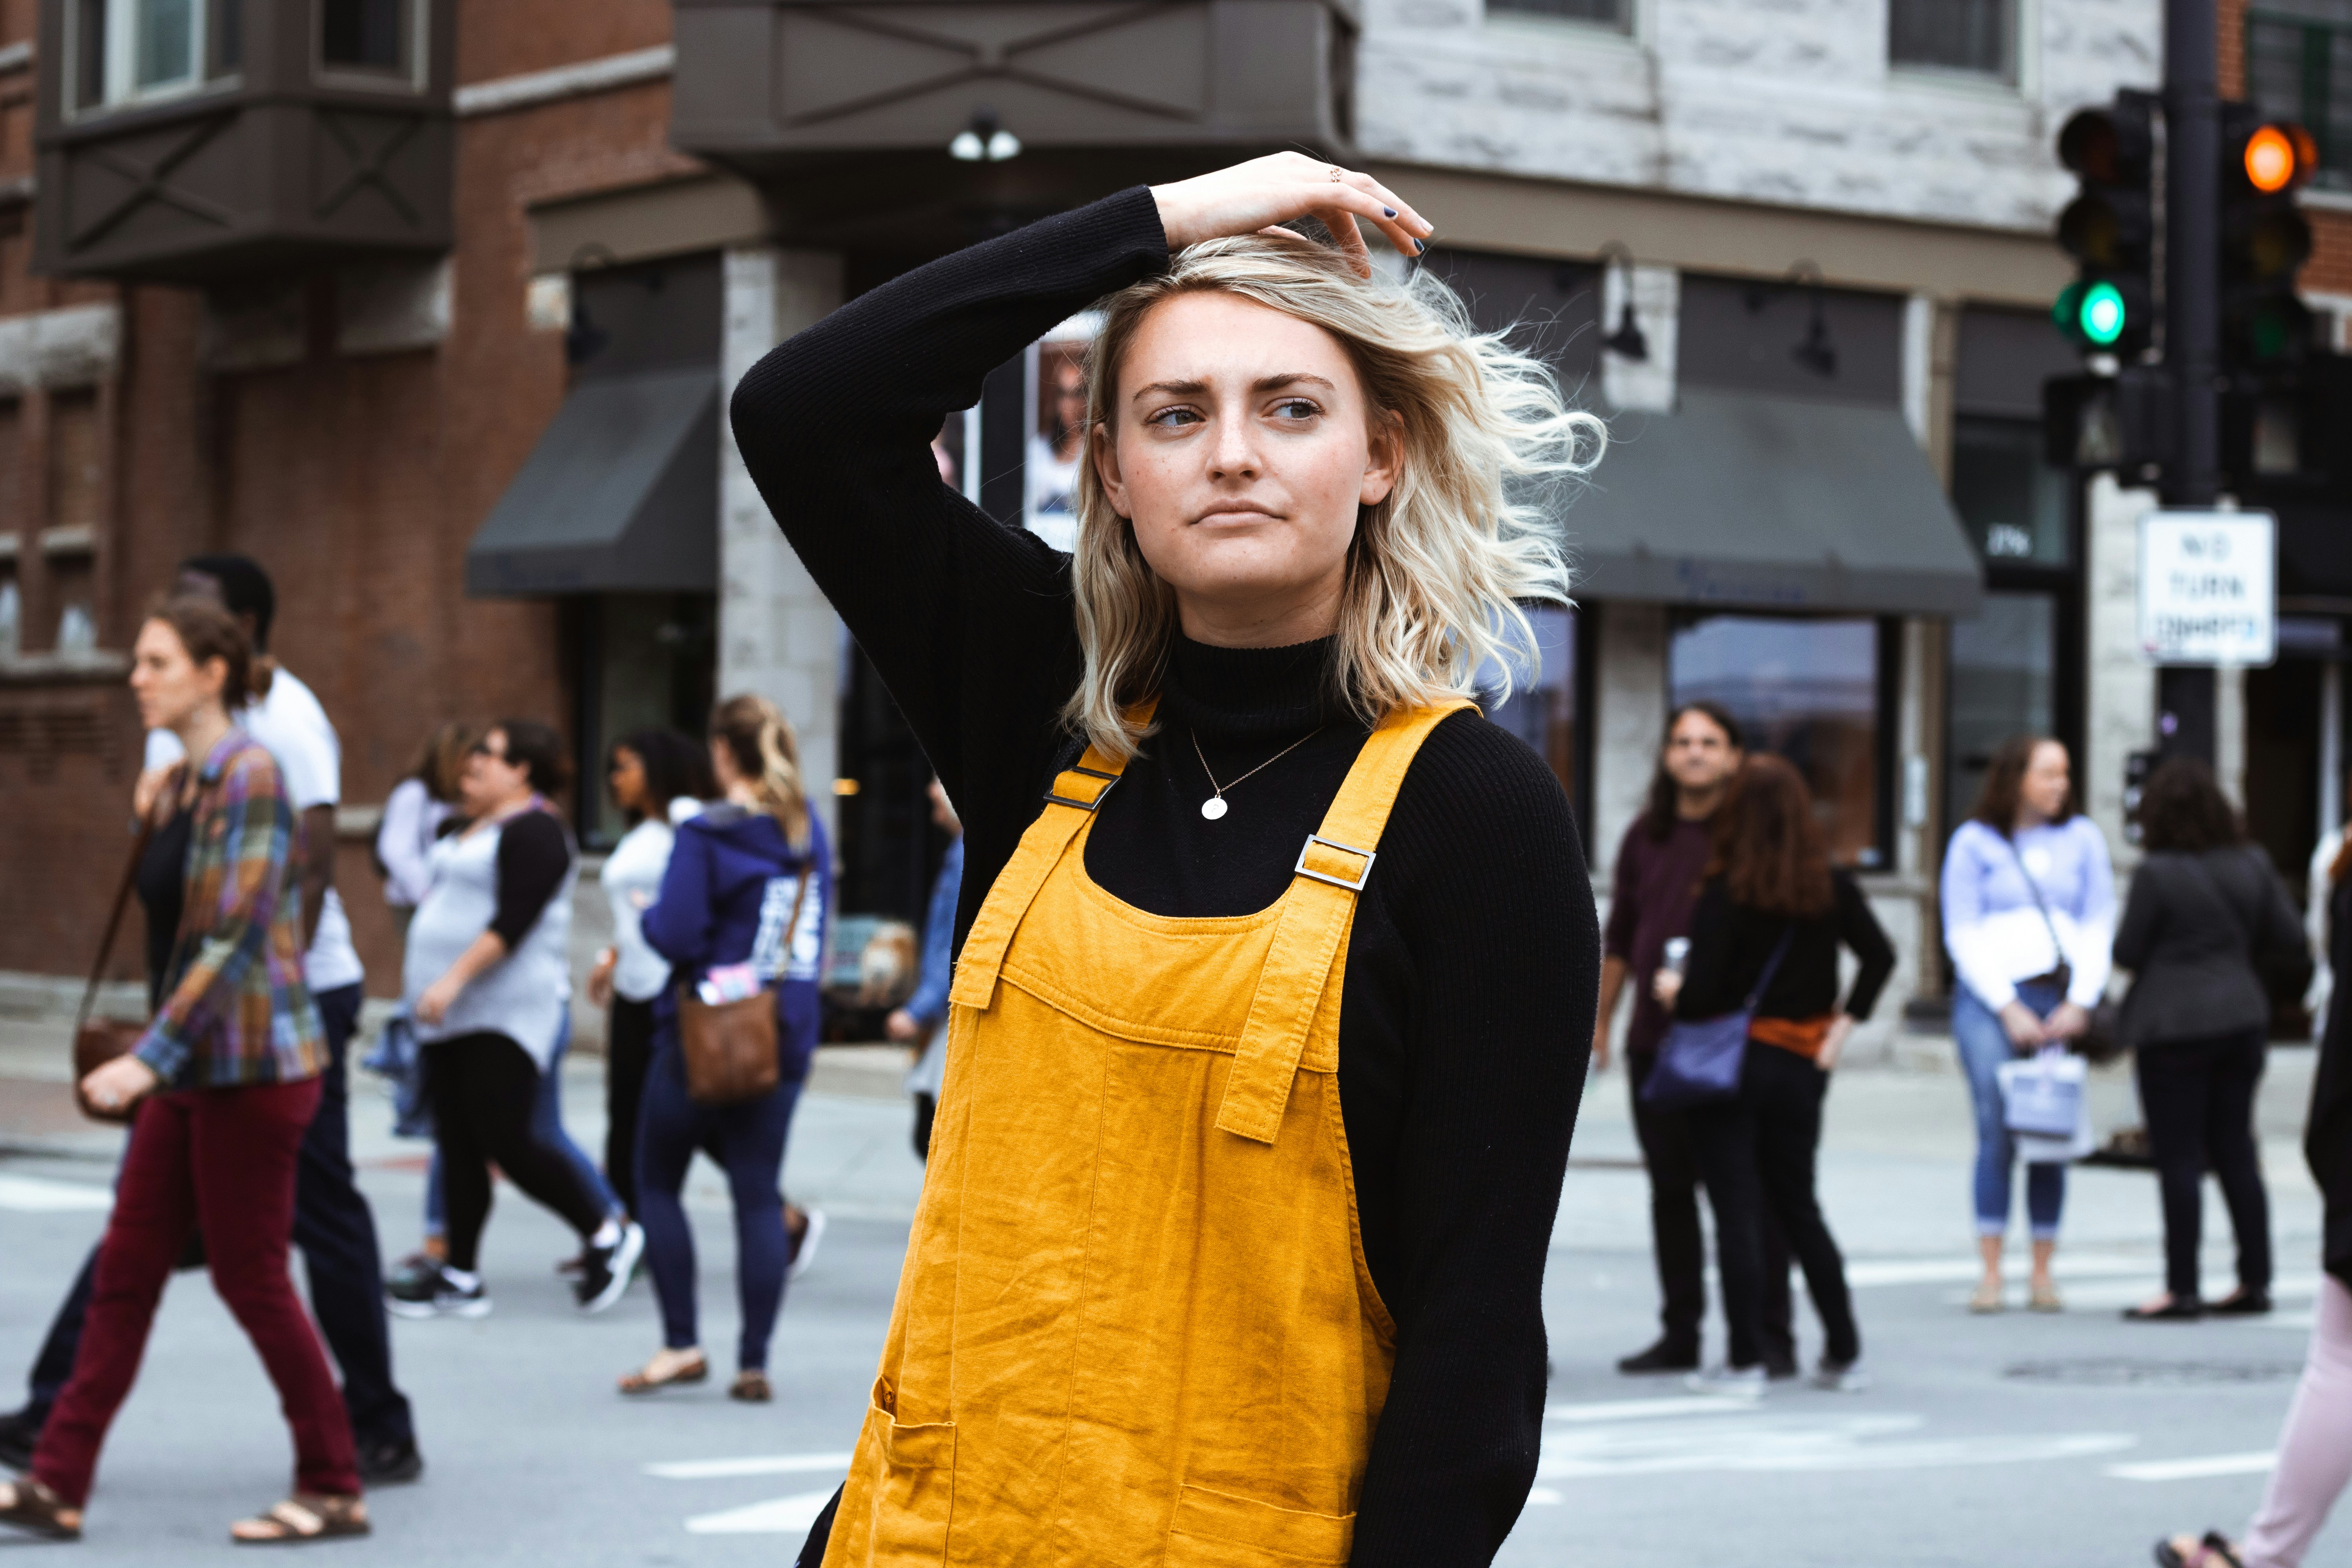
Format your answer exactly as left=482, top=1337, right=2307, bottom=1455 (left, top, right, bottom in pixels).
left=733, top=186, right=1597, bottom=1568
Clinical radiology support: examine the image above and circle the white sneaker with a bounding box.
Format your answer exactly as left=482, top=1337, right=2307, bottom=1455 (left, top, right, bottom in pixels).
left=1684, top=1365, right=1766, bottom=1397
left=1810, top=1359, right=1873, bottom=1393
left=788, top=1208, right=828, bottom=1283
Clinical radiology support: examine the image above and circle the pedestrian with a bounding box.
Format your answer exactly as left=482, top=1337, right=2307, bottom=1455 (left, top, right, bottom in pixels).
left=2114, top=758, right=2303, bottom=1321
left=377, top=720, right=474, bottom=936
left=584, top=729, right=715, bottom=1221
left=392, top=720, right=643, bottom=1318
left=739, top=155, right=1596, bottom=1567
left=2151, top=823, right=2352, bottom=1567
left=1940, top=734, right=2116, bottom=1313
left=1655, top=754, right=1893, bottom=1394
left=0, top=599, right=367, bottom=1544
left=886, top=777, right=964, bottom=1161
left=1595, top=701, right=1796, bottom=1377
left=620, top=696, right=831, bottom=1402
left=0, top=557, right=420, bottom=1487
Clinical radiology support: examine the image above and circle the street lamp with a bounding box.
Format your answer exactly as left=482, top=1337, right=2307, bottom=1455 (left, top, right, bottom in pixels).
left=1595, top=241, right=1648, bottom=362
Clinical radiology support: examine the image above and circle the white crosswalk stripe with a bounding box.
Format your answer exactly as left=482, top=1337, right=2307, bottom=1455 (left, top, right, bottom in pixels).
left=2109, top=1452, right=2278, bottom=1482
left=0, top=1174, right=110, bottom=1212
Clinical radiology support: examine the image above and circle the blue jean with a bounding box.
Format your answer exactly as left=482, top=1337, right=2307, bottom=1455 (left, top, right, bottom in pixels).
left=1953, top=979, right=2067, bottom=1241
left=637, top=984, right=817, bottom=1372
left=424, top=1009, right=617, bottom=1239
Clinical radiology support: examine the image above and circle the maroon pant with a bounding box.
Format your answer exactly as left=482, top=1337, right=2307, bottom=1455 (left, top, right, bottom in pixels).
left=34, top=1078, right=360, bottom=1508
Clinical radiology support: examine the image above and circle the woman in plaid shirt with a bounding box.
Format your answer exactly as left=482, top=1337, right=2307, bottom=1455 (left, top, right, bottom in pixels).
left=0, top=598, right=366, bottom=1546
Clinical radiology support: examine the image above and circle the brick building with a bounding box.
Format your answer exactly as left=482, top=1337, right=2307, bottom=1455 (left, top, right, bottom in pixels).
left=0, top=0, right=2347, bottom=1033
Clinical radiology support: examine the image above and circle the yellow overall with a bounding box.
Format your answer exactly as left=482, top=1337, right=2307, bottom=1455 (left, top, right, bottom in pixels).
left=823, top=701, right=1469, bottom=1568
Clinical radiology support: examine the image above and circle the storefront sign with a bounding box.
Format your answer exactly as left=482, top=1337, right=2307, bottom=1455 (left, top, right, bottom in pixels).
left=2137, top=510, right=2277, bottom=666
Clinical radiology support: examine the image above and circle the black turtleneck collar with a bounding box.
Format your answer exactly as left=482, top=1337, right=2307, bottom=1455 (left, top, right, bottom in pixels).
left=1156, top=635, right=1360, bottom=747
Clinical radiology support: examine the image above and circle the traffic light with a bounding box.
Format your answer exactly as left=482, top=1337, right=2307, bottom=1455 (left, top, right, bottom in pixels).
left=2220, top=104, right=2318, bottom=371
left=2053, top=91, right=2157, bottom=357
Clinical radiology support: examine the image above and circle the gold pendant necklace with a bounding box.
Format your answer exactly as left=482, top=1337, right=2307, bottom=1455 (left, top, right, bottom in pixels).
left=1190, top=726, right=1322, bottom=822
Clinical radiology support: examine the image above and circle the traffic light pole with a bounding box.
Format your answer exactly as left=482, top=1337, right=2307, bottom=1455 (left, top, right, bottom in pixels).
left=2163, top=0, right=2221, bottom=508
left=2160, top=0, right=2221, bottom=760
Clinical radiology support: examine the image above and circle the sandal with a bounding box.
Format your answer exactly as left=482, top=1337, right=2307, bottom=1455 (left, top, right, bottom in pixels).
left=0, top=1477, right=82, bottom=1541
left=2154, top=1531, right=2244, bottom=1568
left=619, top=1349, right=709, bottom=1395
left=730, top=1370, right=773, bottom=1403
left=230, top=1492, right=370, bottom=1544
left=2029, top=1281, right=2063, bottom=1313
left=1968, top=1279, right=2005, bottom=1314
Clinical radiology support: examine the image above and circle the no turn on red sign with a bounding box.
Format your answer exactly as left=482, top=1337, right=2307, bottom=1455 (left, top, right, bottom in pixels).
left=2137, top=510, right=2277, bottom=667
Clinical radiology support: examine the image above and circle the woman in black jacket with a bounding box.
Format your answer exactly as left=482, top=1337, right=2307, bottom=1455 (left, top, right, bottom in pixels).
left=2114, top=758, right=2303, bottom=1321
left=1655, top=753, right=1895, bottom=1394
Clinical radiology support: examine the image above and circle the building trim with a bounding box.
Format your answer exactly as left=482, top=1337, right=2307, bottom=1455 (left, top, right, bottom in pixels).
left=1362, top=159, right=2072, bottom=308
left=0, top=41, right=29, bottom=76
left=529, top=172, right=769, bottom=274
left=454, top=44, right=673, bottom=120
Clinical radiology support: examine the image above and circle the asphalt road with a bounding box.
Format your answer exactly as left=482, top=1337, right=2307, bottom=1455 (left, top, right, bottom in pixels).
left=0, top=1042, right=2334, bottom=1567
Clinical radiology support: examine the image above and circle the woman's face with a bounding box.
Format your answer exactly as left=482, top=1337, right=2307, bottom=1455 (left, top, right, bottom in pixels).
left=129, top=619, right=225, bottom=735
left=462, top=729, right=533, bottom=816
left=1093, top=290, right=1399, bottom=647
left=2021, top=742, right=2071, bottom=822
left=608, top=746, right=649, bottom=814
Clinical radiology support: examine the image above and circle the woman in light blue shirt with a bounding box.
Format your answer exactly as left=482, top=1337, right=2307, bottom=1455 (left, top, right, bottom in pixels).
left=1940, top=735, right=2116, bottom=1314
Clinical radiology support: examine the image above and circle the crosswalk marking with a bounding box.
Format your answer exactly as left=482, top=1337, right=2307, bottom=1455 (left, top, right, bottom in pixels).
left=1537, top=1410, right=2136, bottom=1477
left=1546, top=1395, right=1759, bottom=1423
left=0, top=1174, right=110, bottom=1212
left=686, top=1489, right=839, bottom=1534
left=646, top=1452, right=853, bottom=1480
left=2109, top=1452, right=2277, bottom=1483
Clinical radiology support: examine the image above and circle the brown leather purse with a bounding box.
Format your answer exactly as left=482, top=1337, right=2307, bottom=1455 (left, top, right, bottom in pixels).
left=73, top=805, right=163, bottom=1124
left=675, top=866, right=809, bottom=1106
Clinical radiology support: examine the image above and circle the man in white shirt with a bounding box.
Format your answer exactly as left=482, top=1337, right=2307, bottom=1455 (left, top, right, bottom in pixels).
left=0, top=557, right=422, bottom=1486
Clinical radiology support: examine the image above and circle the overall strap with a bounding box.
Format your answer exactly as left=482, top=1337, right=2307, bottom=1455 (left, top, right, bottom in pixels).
left=949, top=707, right=1152, bottom=1013
left=1216, top=700, right=1473, bottom=1143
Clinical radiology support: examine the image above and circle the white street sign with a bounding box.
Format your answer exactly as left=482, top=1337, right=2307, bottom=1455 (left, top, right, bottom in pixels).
left=2137, top=510, right=2276, bottom=666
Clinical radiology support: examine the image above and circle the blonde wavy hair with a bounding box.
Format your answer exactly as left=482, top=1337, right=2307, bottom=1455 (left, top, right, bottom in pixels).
left=711, top=693, right=811, bottom=851
left=1063, top=232, right=1604, bottom=761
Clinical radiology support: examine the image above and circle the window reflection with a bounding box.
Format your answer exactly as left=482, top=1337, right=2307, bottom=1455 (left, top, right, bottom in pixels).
left=1670, top=614, right=1883, bottom=867
left=1482, top=606, right=1578, bottom=804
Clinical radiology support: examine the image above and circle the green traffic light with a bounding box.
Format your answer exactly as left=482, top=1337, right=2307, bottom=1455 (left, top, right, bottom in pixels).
left=2078, top=281, right=2127, bottom=345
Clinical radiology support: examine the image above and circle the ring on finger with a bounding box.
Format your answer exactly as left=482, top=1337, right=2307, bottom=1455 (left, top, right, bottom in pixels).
left=1329, top=165, right=1344, bottom=183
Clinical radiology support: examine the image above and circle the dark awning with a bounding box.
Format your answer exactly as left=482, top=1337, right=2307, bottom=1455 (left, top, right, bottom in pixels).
left=1564, top=389, right=1984, bottom=617
left=466, top=366, right=718, bottom=597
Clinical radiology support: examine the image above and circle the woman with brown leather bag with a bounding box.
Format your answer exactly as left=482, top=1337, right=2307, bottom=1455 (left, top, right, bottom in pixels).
left=0, top=597, right=365, bottom=1545
left=621, top=694, right=830, bottom=1403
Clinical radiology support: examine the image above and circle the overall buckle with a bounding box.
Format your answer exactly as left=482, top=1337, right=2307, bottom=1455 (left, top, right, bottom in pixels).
left=1294, top=833, right=1376, bottom=891
left=1044, top=765, right=1120, bottom=813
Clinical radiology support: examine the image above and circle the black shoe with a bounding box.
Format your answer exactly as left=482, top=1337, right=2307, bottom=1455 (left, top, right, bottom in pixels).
left=2123, top=1297, right=2205, bottom=1321
left=1617, top=1339, right=1701, bottom=1375
left=2208, top=1291, right=2273, bottom=1317
left=387, top=1262, right=490, bottom=1319
left=575, top=1222, right=645, bottom=1314
left=1763, top=1351, right=1801, bottom=1381
left=0, top=1405, right=44, bottom=1472
left=356, top=1436, right=424, bottom=1485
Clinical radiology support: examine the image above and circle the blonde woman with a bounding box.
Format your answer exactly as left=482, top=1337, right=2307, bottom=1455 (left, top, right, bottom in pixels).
left=622, top=697, right=829, bottom=1401
left=734, top=156, right=1601, bottom=1566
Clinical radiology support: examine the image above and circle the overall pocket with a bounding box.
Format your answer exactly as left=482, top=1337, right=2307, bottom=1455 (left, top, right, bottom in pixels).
left=1164, top=1483, right=1354, bottom=1568
left=855, top=1395, right=957, bottom=1565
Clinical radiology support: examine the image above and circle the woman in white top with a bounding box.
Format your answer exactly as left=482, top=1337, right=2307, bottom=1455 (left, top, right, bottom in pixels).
left=376, top=722, right=472, bottom=935
left=585, top=731, right=714, bottom=1223
left=1940, top=735, right=2117, bottom=1314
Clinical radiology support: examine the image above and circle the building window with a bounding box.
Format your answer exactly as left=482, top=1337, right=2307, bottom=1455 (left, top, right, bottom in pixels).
left=1488, top=0, right=1632, bottom=31
left=1482, top=606, right=1581, bottom=805
left=319, top=0, right=419, bottom=82
left=72, top=0, right=236, bottom=109
left=1946, top=591, right=2059, bottom=829
left=0, top=574, right=19, bottom=659
left=1670, top=613, right=1892, bottom=868
left=47, top=390, right=103, bottom=533
left=2247, top=7, right=2352, bottom=192
left=1952, top=417, right=2071, bottom=568
left=1889, top=0, right=2013, bottom=77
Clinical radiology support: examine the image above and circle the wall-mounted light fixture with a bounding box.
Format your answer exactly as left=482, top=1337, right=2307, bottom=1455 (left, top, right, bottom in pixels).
left=1595, top=241, right=1648, bottom=362
left=564, top=242, right=619, bottom=366
left=950, top=109, right=1022, bottom=162
left=1748, top=260, right=1838, bottom=379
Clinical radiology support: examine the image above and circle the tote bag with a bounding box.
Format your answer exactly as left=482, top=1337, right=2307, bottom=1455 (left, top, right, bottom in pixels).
left=1641, top=931, right=1793, bottom=1112
left=1997, top=1045, right=2087, bottom=1139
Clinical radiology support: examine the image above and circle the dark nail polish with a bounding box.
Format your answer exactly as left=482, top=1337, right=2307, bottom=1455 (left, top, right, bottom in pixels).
left=1383, top=207, right=1397, bottom=218
left=1414, top=238, right=1427, bottom=254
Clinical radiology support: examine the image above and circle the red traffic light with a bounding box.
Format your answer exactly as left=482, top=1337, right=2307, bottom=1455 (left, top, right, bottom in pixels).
left=2243, top=123, right=2317, bottom=194
left=2058, top=104, right=2154, bottom=183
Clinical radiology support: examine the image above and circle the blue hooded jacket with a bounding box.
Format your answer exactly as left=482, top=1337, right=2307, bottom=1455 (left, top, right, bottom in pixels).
left=642, top=803, right=831, bottom=1078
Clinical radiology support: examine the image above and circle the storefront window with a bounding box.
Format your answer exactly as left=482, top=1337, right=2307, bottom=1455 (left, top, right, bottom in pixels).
left=576, top=593, right=716, bottom=846
left=1946, top=591, right=2059, bottom=829
left=1482, top=606, right=1579, bottom=805
left=1024, top=323, right=1096, bottom=552
left=1669, top=613, right=1887, bottom=867
left=1952, top=417, right=2071, bottom=568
